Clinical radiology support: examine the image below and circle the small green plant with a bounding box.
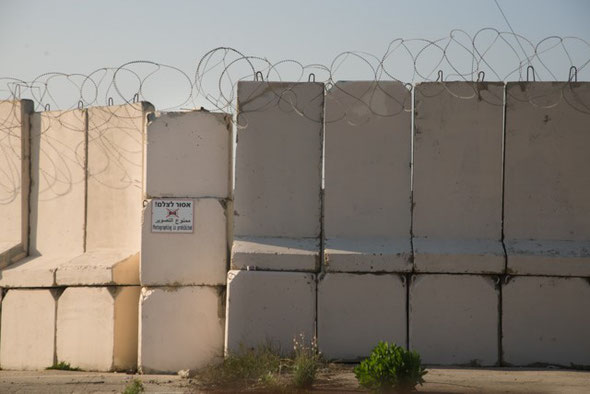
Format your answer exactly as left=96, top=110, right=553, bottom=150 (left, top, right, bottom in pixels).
left=122, top=378, right=144, bottom=394
left=354, top=342, right=427, bottom=392
left=46, top=361, right=81, bottom=371
left=291, top=334, right=322, bottom=389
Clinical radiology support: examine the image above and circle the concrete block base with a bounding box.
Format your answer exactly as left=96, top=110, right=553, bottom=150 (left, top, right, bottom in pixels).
left=225, top=270, right=315, bottom=354
left=503, top=276, right=590, bottom=367
left=324, top=238, right=411, bottom=273
left=410, top=274, right=499, bottom=366
left=0, top=289, right=57, bottom=370
left=56, top=286, right=140, bottom=371
left=231, top=237, right=319, bottom=272
left=139, top=286, right=224, bottom=373
left=506, top=240, right=590, bottom=277
left=318, top=273, right=406, bottom=361
left=413, top=238, right=505, bottom=274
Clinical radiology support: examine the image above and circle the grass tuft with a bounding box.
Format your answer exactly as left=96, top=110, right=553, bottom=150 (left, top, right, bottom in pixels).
left=46, top=361, right=81, bottom=371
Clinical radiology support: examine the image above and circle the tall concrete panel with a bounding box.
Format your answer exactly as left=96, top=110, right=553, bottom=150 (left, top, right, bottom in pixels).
left=86, top=103, right=153, bottom=251
left=318, top=273, right=406, bottom=361
left=505, top=82, right=590, bottom=276
left=0, top=100, right=33, bottom=267
left=225, top=270, right=315, bottom=354
left=146, top=110, right=232, bottom=199
left=413, top=83, right=505, bottom=274
left=503, top=276, right=590, bottom=367
left=232, top=82, right=322, bottom=271
left=29, top=110, right=86, bottom=257
left=234, top=82, right=323, bottom=238
left=324, top=82, right=411, bottom=272
left=139, top=286, right=224, bottom=373
left=409, top=274, right=499, bottom=366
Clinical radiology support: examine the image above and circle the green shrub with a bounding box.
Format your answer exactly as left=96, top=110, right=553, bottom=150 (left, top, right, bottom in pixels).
left=354, top=342, right=427, bottom=392
left=291, top=334, right=322, bottom=389
left=122, top=378, right=144, bottom=394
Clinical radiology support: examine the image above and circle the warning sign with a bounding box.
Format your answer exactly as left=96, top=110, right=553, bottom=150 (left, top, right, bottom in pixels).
left=151, top=199, right=194, bottom=233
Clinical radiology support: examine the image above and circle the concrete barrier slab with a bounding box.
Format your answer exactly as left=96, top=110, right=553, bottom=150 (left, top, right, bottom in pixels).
left=0, top=289, right=56, bottom=370
left=29, top=110, right=86, bottom=257
left=56, top=286, right=140, bottom=371
left=318, top=273, right=406, bottom=361
left=413, top=83, right=504, bottom=274
left=0, top=100, right=33, bottom=267
left=139, top=286, right=224, bottom=373
left=141, top=198, right=228, bottom=286
left=503, top=276, right=590, bottom=367
left=225, top=270, right=315, bottom=354
left=410, top=274, right=499, bottom=366
left=86, top=103, right=153, bottom=251
left=414, top=238, right=505, bottom=274
left=231, top=237, right=319, bottom=272
left=324, top=238, right=411, bottom=272
left=146, top=110, right=231, bottom=199
left=324, top=82, right=411, bottom=272
left=56, top=250, right=139, bottom=286
left=505, top=83, right=590, bottom=276
left=234, top=82, right=323, bottom=238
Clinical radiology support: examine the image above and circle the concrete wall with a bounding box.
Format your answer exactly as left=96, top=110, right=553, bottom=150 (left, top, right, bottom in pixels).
left=413, top=82, right=505, bottom=274
left=504, top=82, right=590, bottom=276
left=324, top=81, right=411, bottom=272
left=2, top=81, right=590, bottom=370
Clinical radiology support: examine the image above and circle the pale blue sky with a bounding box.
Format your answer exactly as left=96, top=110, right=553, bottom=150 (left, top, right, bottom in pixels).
left=1, top=0, right=589, bottom=109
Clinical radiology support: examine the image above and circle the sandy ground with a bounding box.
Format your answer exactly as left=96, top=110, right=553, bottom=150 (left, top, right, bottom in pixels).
left=0, top=366, right=589, bottom=393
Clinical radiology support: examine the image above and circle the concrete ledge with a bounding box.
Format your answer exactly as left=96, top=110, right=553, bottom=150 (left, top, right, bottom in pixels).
left=0, top=255, right=68, bottom=288
left=231, top=237, right=319, bottom=272
left=413, top=238, right=505, bottom=274
left=409, top=274, right=499, bottom=366
left=0, top=289, right=57, bottom=370
left=324, top=238, right=411, bottom=272
left=506, top=240, right=590, bottom=277
left=0, top=250, right=140, bottom=288
left=56, top=250, right=139, bottom=286
left=503, top=276, right=590, bottom=367
left=56, top=286, right=140, bottom=372
left=141, top=198, right=228, bottom=286
left=139, top=286, right=224, bottom=373
left=318, top=273, right=406, bottom=361
left=225, top=270, right=315, bottom=354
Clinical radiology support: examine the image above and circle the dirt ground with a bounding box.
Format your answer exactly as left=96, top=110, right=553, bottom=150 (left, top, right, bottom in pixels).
left=0, top=365, right=589, bottom=393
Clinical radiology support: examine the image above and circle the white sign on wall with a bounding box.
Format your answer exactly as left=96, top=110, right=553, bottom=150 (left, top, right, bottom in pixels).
left=151, top=199, right=194, bottom=233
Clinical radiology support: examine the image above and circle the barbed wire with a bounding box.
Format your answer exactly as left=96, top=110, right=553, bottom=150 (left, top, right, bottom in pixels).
left=0, top=28, right=588, bottom=113
left=1, top=28, right=590, bottom=212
